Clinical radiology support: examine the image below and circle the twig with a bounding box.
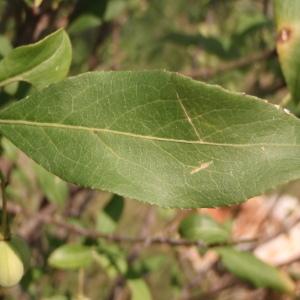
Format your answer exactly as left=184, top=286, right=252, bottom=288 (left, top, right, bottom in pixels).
left=263, top=0, right=270, bottom=16
left=5, top=201, right=256, bottom=248
left=276, top=252, right=300, bottom=267
left=8, top=199, right=300, bottom=251
left=184, top=48, right=276, bottom=80
left=256, top=215, right=300, bottom=247
left=106, top=207, right=156, bottom=300
left=45, top=215, right=256, bottom=248
left=18, top=203, right=56, bottom=241
left=0, top=179, right=9, bottom=239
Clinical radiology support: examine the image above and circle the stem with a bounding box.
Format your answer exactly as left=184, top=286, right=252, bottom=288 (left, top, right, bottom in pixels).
left=77, top=268, right=85, bottom=298
left=0, top=178, right=10, bottom=240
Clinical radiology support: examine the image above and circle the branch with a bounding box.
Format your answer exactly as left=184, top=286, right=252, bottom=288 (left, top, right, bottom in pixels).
left=247, top=214, right=300, bottom=251
left=8, top=195, right=300, bottom=259
left=8, top=199, right=300, bottom=252
left=184, top=48, right=276, bottom=79
left=44, top=215, right=256, bottom=248
left=18, top=203, right=56, bottom=241
left=6, top=202, right=255, bottom=248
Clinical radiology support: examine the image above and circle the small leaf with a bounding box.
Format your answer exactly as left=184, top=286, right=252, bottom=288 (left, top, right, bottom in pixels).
left=34, top=163, right=68, bottom=207
left=132, top=255, right=168, bottom=275
left=179, top=214, right=230, bottom=244
left=68, top=15, right=102, bottom=35
left=93, top=243, right=127, bottom=278
left=128, top=279, right=152, bottom=300
left=104, top=0, right=128, bottom=21
left=1, top=71, right=300, bottom=208
left=42, top=296, right=68, bottom=300
left=70, top=0, right=109, bottom=26
left=96, top=194, right=124, bottom=234
left=48, top=244, right=93, bottom=270
left=274, top=0, right=300, bottom=103
left=217, top=247, right=295, bottom=293
left=0, top=35, right=12, bottom=58
left=93, top=251, right=127, bottom=278
left=0, top=29, right=72, bottom=89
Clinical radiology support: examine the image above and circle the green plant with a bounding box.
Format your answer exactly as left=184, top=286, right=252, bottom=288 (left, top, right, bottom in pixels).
left=1, top=0, right=300, bottom=299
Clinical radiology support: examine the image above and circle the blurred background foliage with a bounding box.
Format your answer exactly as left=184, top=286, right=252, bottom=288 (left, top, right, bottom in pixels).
left=1, top=0, right=300, bottom=299
left=0, top=0, right=284, bottom=99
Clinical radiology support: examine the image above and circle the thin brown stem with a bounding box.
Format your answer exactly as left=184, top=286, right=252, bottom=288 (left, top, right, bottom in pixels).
left=46, top=215, right=256, bottom=248
left=0, top=178, right=9, bottom=240
left=184, top=48, right=276, bottom=80
left=77, top=268, right=85, bottom=297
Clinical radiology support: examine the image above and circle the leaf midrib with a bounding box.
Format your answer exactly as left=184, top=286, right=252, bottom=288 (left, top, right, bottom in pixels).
left=0, top=118, right=298, bottom=148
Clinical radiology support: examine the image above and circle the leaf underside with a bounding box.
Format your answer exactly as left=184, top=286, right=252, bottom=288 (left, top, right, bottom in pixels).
left=0, top=71, right=300, bottom=208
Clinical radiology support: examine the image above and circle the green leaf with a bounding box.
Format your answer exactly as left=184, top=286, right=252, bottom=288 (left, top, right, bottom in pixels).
left=104, top=0, right=129, bottom=22
left=1, top=71, right=300, bottom=208
left=68, top=15, right=102, bottom=35
left=0, top=35, right=12, bottom=59
left=96, top=194, right=124, bottom=234
left=71, top=0, right=109, bottom=19
left=0, top=29, right=72, bottom=90
left=179, top=214, right=230, bottom=244
left=48, top=244, right=93, bottom=270
left=93, top=251, right=127, bottom=278
left=132, top=255, right=168, bottom=275
left=34, top=163, right=68, bottom=207
left=274, top=0, right=300, bottom=103
left=93, top=243, right=127, bottom=278
left=42, top=297, right=68, bottom=300
left=217, top=247, right=295, bottom=293
left=128, top=279, right=152, bottom=300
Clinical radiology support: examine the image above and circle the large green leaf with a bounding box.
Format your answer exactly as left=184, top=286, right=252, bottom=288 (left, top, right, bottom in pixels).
left=274, top=0, right=300, bottom=103
left=0, top=29, right=72, bottom=90
left=217, top=247, right=295, bottom=293
left=0, top=71, right=300, bottom=208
